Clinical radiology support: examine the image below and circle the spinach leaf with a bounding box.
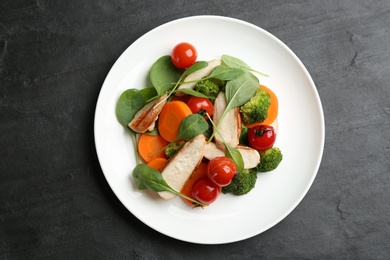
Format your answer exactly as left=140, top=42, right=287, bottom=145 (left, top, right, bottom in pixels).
left=225, top=72, right=259, bottom=109
left=222, top=54, right=269, bottom=77
left=132, top=164, right=207, bottom=207
left=149, top=55, right=182, bottom=95
left=133, top=164, right=173, bottom=192
left=225, top=143, right=244, bottom=173
left=221, top=54, right=251, bottom=70
left=175, top=114, right=209, bottom=140
left=208, top=65, right=245, bottom=81
left=140, top=87, right=158, bottom=102
left=182, top=61, right=208, bottom=77
left=116, top=89, right=146, bottom=127
left=174, top=88, right=213, bottom=98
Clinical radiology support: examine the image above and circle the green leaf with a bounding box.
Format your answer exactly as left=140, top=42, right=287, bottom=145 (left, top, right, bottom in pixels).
left=149, top=56, right=182, bottom=95
left=222, top=54, right=252, bottom=70
left=225, top=72, right=259, bottom=110
left=132, top=164, right=208, bottom=207
left=133, top=164, right=174, bottom=192
left=182, top=61, right=208, bottom=77
left=175, top=114, right=209, bottom=140
left=222, top=54, right=269, bottom=77
left=208, top=65, right=245, bottom=81
left=116, top=89, right=146, bottom=127
left=174, top=88, right=213, bottom=99
left=140, top=87, right=158, bottom=101
left=225, top=144, right=244, bottom=172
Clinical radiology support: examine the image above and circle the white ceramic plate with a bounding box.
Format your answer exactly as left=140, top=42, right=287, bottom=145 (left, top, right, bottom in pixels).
left=94, top=15, right=324, bottom=244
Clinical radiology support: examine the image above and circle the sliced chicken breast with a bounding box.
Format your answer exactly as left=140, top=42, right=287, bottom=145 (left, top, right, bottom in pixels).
left=213, top=91, right=241, bottom=150
left=158, top=134, right=206, bottom=200
left=203, top=142, right=260, bottom=169
left=128, top=94, right=167, bottom=133
left=176, top=59, right=221, bottom=96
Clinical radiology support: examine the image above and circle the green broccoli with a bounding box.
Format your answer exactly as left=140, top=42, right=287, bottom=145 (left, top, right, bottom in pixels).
left=194, top=79, right=223, bottom=99
left=256, top=147, right=283, bottom=172
left=239, top=124, right=250, bottom=146
left=165, top=141, right=185, bottom=158
left=222, top=168, right=257, bottom=195
left=240, top=89, right=271, bottom=124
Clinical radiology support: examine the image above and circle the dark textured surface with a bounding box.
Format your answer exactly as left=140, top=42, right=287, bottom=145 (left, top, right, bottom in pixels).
left=1, top=0, right=390, bottom=258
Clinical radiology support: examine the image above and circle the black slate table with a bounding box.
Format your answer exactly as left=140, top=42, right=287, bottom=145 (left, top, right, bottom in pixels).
left=1, top=1, right=389, bottom=259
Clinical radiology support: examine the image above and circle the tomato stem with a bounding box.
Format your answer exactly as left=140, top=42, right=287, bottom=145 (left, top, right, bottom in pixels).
left=254, top=126, right=271, bottom=137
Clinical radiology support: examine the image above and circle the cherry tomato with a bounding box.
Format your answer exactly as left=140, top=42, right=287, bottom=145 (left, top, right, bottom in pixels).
left=192, top=177, right=221, bottom=204
left=187, top=96, right=214, bottom=119
left=171, top=42, right=197, bottom=69
left=248, top=125, right=276, bottom=151
left=207, top=157, right=237, bottom=187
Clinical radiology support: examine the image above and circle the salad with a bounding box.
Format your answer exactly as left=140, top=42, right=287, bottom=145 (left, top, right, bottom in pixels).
left=116, top=42, right=283, bottom=207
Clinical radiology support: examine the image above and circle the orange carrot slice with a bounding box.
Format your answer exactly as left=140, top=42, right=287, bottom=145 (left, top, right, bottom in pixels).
left=147, top=157, right=168, bottom=171
left=158, top=101, right=192, bottom=142
left=138, top=134, right=169, bottom=163
left=245, top=85, right=279, bottom=128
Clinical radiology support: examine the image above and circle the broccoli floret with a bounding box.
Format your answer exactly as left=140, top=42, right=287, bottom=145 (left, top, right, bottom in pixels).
left=222, top=168, right=257, bottom=195
left=256, top=147, right=283, bottom=172
left=165, top=141, right=185, bottom=158
left=239, top=124, right=250, bottom=146
left=240, top=89, right=271, bottom=124
left=194, top=79, right=223, bottom=99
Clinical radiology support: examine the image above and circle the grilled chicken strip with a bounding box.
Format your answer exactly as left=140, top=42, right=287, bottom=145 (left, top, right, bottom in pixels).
left=213, top=91, right=241, bottom=150
left=176, top=59, right=221, bottom=96
left=128, top=94, right=167, bottom=133
left=158, top=134, right=206, bottom=200
left=203, top=142, right=260, bottom=169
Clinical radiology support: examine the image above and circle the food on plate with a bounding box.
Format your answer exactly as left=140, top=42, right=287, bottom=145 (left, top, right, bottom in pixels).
left=147, top=157, right=168, bottom=171
left=138, top=133, right=169, bottom=163
left=158, top=134, right=206, bottom=200
left=129, top=94, right=167, bottom=133
left=207, top=156, right=237, bottom=187
left=187, top=96, right=214, bottom=119
left=245, top=85, right=279, bottom=127
left=212, top=91, right=242, bottom=150
left=176, top=59, right=221, bottom=95
left=222, top=168, right=257, bottom=196
left=240, top=89, right=270, bottom=125
left=116, top=42, right=283, bottom=207
left=194, top=78, right=223, bottom=99
left=247, top=125, right=276, bottom=152
left=203, top=142, right=260, bottom=169
left=171, top=42, right=198, bottom=69
left=256, top=147, right=283, bottom=173
left=191, top=177, right=221, bottom=204
left=158, top=100, right=192, bottom=142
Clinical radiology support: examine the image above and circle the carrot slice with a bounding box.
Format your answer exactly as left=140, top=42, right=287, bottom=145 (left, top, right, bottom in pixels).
left=138, top=134, right=169, bottom=163
left=147, top=157, right=168, bottom=171
left=181, top=162, right=208, bottom=205
left=245, top=85, right=279, bottom=128
left=158, top=101, right=192, bottom=142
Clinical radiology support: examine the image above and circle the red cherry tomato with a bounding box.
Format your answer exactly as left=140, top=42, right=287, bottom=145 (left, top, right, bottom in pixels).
left=207, top=157, right=237, bottom=187
left=187, top=96, right=214, bottom=119
left=248, top=125, right=276, bottom=151
left=192, top=178, right=221, bottom=204
left=171, top=42, right=197, bottom=69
